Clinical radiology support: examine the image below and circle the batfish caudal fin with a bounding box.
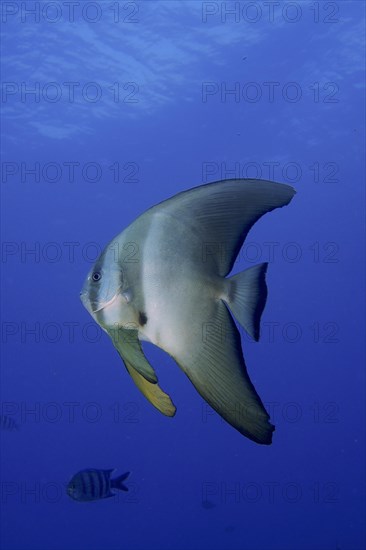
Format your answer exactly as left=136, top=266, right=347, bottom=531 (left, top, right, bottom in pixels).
left=224, top=262, right=268, bottom=341
left=111, top=472, right=130, bottom=492
left=154, top=179, right=296, bottom=276
left=106, top=327, right=176, bottom=417
left=173, top=301, right=274, bottom=444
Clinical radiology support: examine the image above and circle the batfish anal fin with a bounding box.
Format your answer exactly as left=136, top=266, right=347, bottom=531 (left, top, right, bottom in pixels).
left=107, top=327, right=158, bottom=384
left=172, top=301, right=274, bottom=444
left=124, top=360, right=176, bottom=417
left=156, top=179, right=296, bottom=276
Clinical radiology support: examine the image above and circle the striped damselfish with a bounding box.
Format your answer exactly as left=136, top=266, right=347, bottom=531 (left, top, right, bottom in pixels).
left=67, top=469, right=130, bottom=502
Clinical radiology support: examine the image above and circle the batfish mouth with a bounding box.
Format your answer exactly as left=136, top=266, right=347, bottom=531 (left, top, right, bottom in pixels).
left=90, top=289, right=121, bottom=313
left=80, top=284, right=122, bottom=314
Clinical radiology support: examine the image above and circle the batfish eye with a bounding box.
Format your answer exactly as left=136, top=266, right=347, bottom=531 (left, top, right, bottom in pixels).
left=92, top=272, right=102, bottom=282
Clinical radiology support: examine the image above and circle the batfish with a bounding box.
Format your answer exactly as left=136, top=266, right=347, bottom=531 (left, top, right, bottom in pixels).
left=80, top=179, right=296, bottom=444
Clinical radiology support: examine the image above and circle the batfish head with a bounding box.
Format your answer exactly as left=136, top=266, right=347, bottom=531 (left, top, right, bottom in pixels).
left=80, top=240, right=126, bottom=327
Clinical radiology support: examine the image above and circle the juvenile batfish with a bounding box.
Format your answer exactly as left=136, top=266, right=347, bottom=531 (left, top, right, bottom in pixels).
left=80, top=179, right=296, bottom=444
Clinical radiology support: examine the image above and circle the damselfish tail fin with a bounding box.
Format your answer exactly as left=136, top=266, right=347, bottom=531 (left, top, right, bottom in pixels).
left=111, top=472, right=130, bottom=492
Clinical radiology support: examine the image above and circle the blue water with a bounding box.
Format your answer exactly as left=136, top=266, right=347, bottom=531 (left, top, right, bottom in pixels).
left=1, top=2, right=365, bottom=549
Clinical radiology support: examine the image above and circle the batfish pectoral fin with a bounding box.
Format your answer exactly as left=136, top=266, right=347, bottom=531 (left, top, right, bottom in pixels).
left=124, top=360, right=176, bottom=417
left=172, top=301, right=274, bottom=444
left=107, top=327, right=158, bottom=384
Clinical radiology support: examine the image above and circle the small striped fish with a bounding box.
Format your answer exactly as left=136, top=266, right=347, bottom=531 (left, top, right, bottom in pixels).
left=67, top=469, right=130, bottom=502
left=0, top=415, right=19, bottom=431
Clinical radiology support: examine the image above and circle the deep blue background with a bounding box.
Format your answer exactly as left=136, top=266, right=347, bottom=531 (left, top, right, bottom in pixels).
left=1, top=2, right=365, bottom=550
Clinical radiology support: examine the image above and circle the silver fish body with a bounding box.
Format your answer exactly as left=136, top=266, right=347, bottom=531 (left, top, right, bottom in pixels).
left=81, top=179, right=296, bottom=444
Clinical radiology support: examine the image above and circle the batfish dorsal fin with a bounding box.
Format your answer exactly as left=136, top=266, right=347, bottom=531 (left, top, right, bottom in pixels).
left=153, top=179, right=296, bottom=276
